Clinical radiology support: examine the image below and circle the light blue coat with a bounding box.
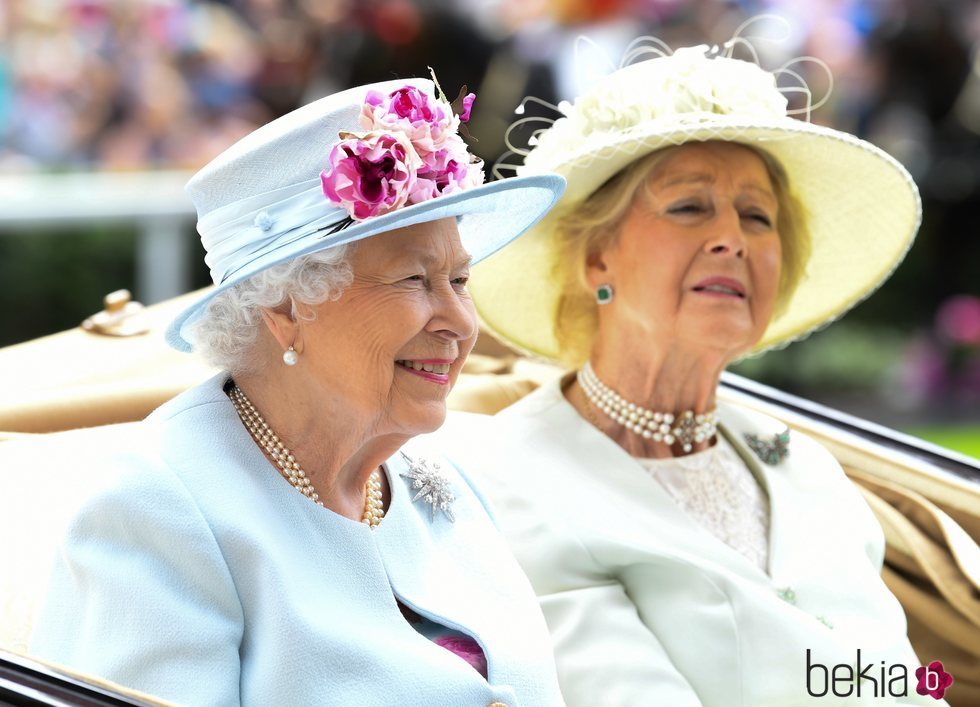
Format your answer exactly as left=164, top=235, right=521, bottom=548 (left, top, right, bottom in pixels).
left=30, top=375, right=564, bottom=707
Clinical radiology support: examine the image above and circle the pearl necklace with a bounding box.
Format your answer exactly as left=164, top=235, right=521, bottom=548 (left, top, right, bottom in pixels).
left=578, top=361, right=718, bottom=453
left=227, top=382, right=385, bottom=528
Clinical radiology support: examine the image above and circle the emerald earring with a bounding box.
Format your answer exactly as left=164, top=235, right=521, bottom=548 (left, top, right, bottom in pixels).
left=595, top=284, right=614, bottom=305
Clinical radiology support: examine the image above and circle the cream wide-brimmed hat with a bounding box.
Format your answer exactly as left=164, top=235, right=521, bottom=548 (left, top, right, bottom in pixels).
left=470, top=42, right=921, bottom=361
left=166, top=76, right=564, bottom=352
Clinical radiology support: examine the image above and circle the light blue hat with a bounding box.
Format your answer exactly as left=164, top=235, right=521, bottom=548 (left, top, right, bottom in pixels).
left=166, top=76, right=565, bottom=352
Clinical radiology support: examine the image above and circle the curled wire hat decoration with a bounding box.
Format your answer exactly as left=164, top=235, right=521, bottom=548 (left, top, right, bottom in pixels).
left=493, top=15, right=834, bottom=179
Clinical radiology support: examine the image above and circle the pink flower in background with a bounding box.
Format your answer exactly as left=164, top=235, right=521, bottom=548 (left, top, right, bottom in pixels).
left=936, top=295, right=980, bottom=346
left=434, top=635, right=488, bottom=678
left=900, top=294, right=980, bottom=408
left=320, top=131, right=421, bottom=220
left=898, top=335, right=948, bottom=401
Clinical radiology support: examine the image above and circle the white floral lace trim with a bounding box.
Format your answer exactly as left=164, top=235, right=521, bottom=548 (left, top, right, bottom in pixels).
left=636, top=436, right=770, bottom=571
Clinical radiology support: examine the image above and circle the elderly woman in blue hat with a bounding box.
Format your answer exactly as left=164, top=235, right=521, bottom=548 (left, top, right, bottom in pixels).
left=29, top=77, right=565, bottom=706
left=443, top=37, right=945, bottom=706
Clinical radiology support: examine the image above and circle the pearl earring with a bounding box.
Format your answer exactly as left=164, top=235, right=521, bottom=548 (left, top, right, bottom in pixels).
left=282, top=345, right=298, bottom=366
left=595, top=284, right=614, bottom=305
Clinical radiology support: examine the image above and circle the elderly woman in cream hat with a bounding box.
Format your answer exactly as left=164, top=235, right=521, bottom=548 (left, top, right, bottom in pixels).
left=442, top=40, right=944, bottom=706
left=29, top=77, right=566, bottom=706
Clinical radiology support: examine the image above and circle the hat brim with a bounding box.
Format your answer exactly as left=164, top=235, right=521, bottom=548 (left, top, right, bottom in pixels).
left=166, top=173, right=565, bottom=352
left=470, top=119, right=921, bottom=362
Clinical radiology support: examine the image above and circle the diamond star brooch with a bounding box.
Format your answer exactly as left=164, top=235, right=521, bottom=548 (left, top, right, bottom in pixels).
left=399, top=452, right=456, bottom=522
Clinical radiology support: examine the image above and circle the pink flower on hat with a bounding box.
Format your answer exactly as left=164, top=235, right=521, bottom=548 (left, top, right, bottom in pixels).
left=375, top=85, right=445, bottom=123
left=320, top=131, right=422, bottom=220
left=411, top=138, right=485, bottom=201
left=459, top=92, right=475, bottom=122
left=361, top=85, right=459, bottom=157
left=324, top=77, right=484, bottom=221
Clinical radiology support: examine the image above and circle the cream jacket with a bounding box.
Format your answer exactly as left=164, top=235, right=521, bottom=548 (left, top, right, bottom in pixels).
left=439, top=377, right=943, bottom=707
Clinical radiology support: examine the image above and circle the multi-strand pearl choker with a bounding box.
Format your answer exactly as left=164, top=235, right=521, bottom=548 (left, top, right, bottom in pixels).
left=227, top=382, right=385, bottom=528
left=578, top=361, right=718, bottom=453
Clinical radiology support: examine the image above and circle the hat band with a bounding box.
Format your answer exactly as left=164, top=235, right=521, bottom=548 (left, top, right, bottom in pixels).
left=200, top=179, right=349, bottom=285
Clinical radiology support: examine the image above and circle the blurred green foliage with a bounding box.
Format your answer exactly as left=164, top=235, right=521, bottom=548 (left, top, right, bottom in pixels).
left=910, top=425, right=980, bottom=461
left=0, top=227, right=211, bottom=347
left=0, top=227, right=135, bottom=346
left=731, top=322, right=908, bottom=394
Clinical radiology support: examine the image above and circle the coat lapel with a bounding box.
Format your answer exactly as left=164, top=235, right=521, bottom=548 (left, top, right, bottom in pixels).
left=718, top=402, right=825, bottom=593
left=372, top=442, right=546, bottom=690
left=551, top=398, right=775, bottom=584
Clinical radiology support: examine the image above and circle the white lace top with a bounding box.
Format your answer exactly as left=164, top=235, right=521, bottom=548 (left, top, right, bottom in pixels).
left=635, top=435, right=771, bottom=572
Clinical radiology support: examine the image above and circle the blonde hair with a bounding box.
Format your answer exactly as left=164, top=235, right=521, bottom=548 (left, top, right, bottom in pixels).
left=551, top=141, right=811, bottom=367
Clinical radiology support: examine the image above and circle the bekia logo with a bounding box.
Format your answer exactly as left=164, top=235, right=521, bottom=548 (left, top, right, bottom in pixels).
left=916, top=661, right=954, bottom=701
left=806, top=650, right=953, bottom=700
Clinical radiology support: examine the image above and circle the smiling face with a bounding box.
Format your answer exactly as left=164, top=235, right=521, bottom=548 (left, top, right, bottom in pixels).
left=588, top=142, right=783, bottom=363
left=295, top=217, right=476, bottom=439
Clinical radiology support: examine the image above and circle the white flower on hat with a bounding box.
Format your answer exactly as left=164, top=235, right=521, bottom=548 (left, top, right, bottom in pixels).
left=524, top=47, right=788, bottom=173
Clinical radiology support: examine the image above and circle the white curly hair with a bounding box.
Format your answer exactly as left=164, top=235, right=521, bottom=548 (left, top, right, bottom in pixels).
left=188, top=245, right=354, bottom=373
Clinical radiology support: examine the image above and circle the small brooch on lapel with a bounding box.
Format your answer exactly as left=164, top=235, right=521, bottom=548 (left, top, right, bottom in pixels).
left=744, top=428, right=791, bottom=465
left=399, top=452, right=456, bottom=522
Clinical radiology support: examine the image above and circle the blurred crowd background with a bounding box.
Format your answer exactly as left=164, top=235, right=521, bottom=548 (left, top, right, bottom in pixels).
left=1, top=0, right=978, bottom=454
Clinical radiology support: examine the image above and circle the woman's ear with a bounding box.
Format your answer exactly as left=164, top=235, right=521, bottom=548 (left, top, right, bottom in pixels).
left=584, top=247, right=611, bottom=289
left=260, top=299, right=303, bottom=354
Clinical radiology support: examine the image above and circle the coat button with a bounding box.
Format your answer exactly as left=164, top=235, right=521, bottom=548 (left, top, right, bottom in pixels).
left=776, top=586, right=796, bottom=605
